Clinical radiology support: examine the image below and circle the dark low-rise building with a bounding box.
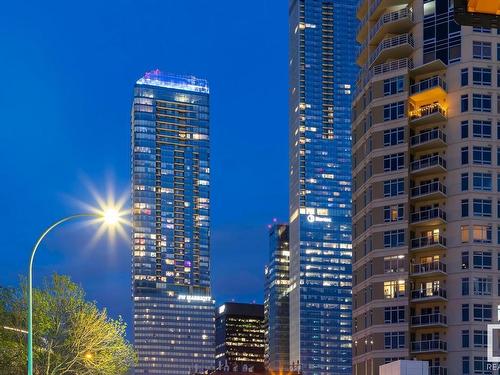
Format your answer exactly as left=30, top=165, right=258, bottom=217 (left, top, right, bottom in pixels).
left=215, top=302, right=265, bottom=372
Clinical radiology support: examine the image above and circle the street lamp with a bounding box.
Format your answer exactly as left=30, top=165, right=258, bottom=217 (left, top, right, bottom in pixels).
left=27, top=207, right=125, bottom=375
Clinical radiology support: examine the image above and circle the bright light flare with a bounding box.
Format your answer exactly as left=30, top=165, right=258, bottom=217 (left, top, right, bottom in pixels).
left=70, top=178, right=131, bottom=249
left=103, top=208, right=120, bottom=225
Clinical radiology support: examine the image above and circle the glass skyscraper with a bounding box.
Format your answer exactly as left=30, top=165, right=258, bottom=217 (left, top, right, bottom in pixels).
left=131, top=70, right=215, bottom=375
left=288, top=1, right=357, bottom=374
left=264, top=223, right=290, bottom=371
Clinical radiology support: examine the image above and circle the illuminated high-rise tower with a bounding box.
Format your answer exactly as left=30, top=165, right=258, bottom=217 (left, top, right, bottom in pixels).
left=131, top=70, right=214, bottom=375
left=288, top=1, right=357, bottom=373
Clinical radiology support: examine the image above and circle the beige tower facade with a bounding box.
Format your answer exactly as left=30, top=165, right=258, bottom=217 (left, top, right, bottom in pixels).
left=352, top=0, right=500, bottom=374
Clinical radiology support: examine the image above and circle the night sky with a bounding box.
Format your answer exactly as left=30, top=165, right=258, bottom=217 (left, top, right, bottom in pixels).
left=0, top=1, right=288, bottom=335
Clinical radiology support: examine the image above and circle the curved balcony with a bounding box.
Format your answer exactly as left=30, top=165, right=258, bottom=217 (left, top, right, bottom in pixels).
left=411, top=261, right=447, bottom=276
left=356, top=13, right=369, bottom=42
left=354, top=58, right=413, bottom=98
left=410, top=181, right=447, bottom=201
left=409, top=103, right=447, bottom=125
left=410, top=129, right=447, bottom=151
left=410, top=235, right=447, bottom=252
left=411, top=287, right=447, bottom=302
left=411, top=313, right=447, bottom=328
left=411, top=340, right=447, bottom=353
left=369, top=33, right=414, bottom=67
left=410, top=59, right=447, bottom=78
left=410, top=155, right=447, bottom=175
left=410, top=208, right=447, bottom=226
left=357, top=40, right=370, bottom=66
left=410, top=76, right=447, bottom=103
left=356, top=0, right=370, bottom=19
left=369, top=7, right=415, bottom=45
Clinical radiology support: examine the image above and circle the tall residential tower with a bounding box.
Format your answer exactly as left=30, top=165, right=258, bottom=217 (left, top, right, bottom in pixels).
left=352, top=0, right=500, bottom=373
left=132, top=70, right=215, bottom=374
left=288, top=1, right=358, bottom=373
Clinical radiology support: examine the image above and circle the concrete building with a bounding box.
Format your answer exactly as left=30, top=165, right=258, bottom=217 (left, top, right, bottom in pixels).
left=380, top=360, right=429, bottom=375
left=352, top=0, right=500, bottom=373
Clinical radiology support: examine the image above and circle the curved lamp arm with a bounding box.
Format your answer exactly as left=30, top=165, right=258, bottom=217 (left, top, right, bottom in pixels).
left=27, top=213, right=99, bottom=375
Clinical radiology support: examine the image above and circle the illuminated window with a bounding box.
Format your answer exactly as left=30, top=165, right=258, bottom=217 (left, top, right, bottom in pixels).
left=461, top=225, right=470, bottom=243
left=473, top=224, right=492, bottom=243
left=384, top=280, right=405, bottom=299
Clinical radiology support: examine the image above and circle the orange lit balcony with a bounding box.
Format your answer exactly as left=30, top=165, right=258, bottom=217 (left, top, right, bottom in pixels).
left=409, top=103, right=447, bottom=125
left=409, top=76, right=447, bottom=103
left=410, top=129, right=447, bottom=151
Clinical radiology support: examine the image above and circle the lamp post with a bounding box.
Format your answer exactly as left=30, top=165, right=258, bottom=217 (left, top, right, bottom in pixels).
left=27, top=209, right=121, bottom=375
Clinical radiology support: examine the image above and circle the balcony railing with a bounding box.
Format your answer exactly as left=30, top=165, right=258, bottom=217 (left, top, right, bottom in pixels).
left=409, top=103, right=447, bottom=123
left=411, top=313, right=447, bottom=327
left=369, top=33, right=414, bottom=66
left=384, top=290, right=407, bottom=299
left=356, top=13, right=368, bottom=38
left=410, top=208, right=447, bottom=224
left=354, top=58, right=413, bottom=98
left=410, top=235, right=447, bottom=250
left=411, top=287, right=447, bottom=301
left=410, top=76, right=447, bottom=96
left=410, top=129, right=447, bottom=147
left=411, top=261, right=447, bottom=275
left=368, top=0, right=383, bottom=18
left=429, top=367, right=448, bottom=375
left=356, top=0, right=366, bottom=15
left=410, top=340, right=447, bottom=353
left=410, top=155, right=447, bottom=172
left=410, top=181, right=447, bottom=198
left=357, top=39, right=369, bottom=63
left=369, top=7, right=414, bottom=41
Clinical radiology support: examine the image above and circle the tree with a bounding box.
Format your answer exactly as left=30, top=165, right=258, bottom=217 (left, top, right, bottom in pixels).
left=0, top=274, right=135, bottom=375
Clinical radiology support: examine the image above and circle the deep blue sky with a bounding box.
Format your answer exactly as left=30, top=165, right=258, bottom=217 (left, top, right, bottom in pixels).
left=0, top=1, right=288, bottom=334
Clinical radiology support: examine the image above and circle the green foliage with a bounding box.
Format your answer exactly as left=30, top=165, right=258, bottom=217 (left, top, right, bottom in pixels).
left=0, top=274, right=136, bottom=375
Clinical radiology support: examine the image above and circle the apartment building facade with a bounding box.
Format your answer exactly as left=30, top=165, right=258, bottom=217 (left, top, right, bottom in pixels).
left=352, top=0, right=500, bottom=373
